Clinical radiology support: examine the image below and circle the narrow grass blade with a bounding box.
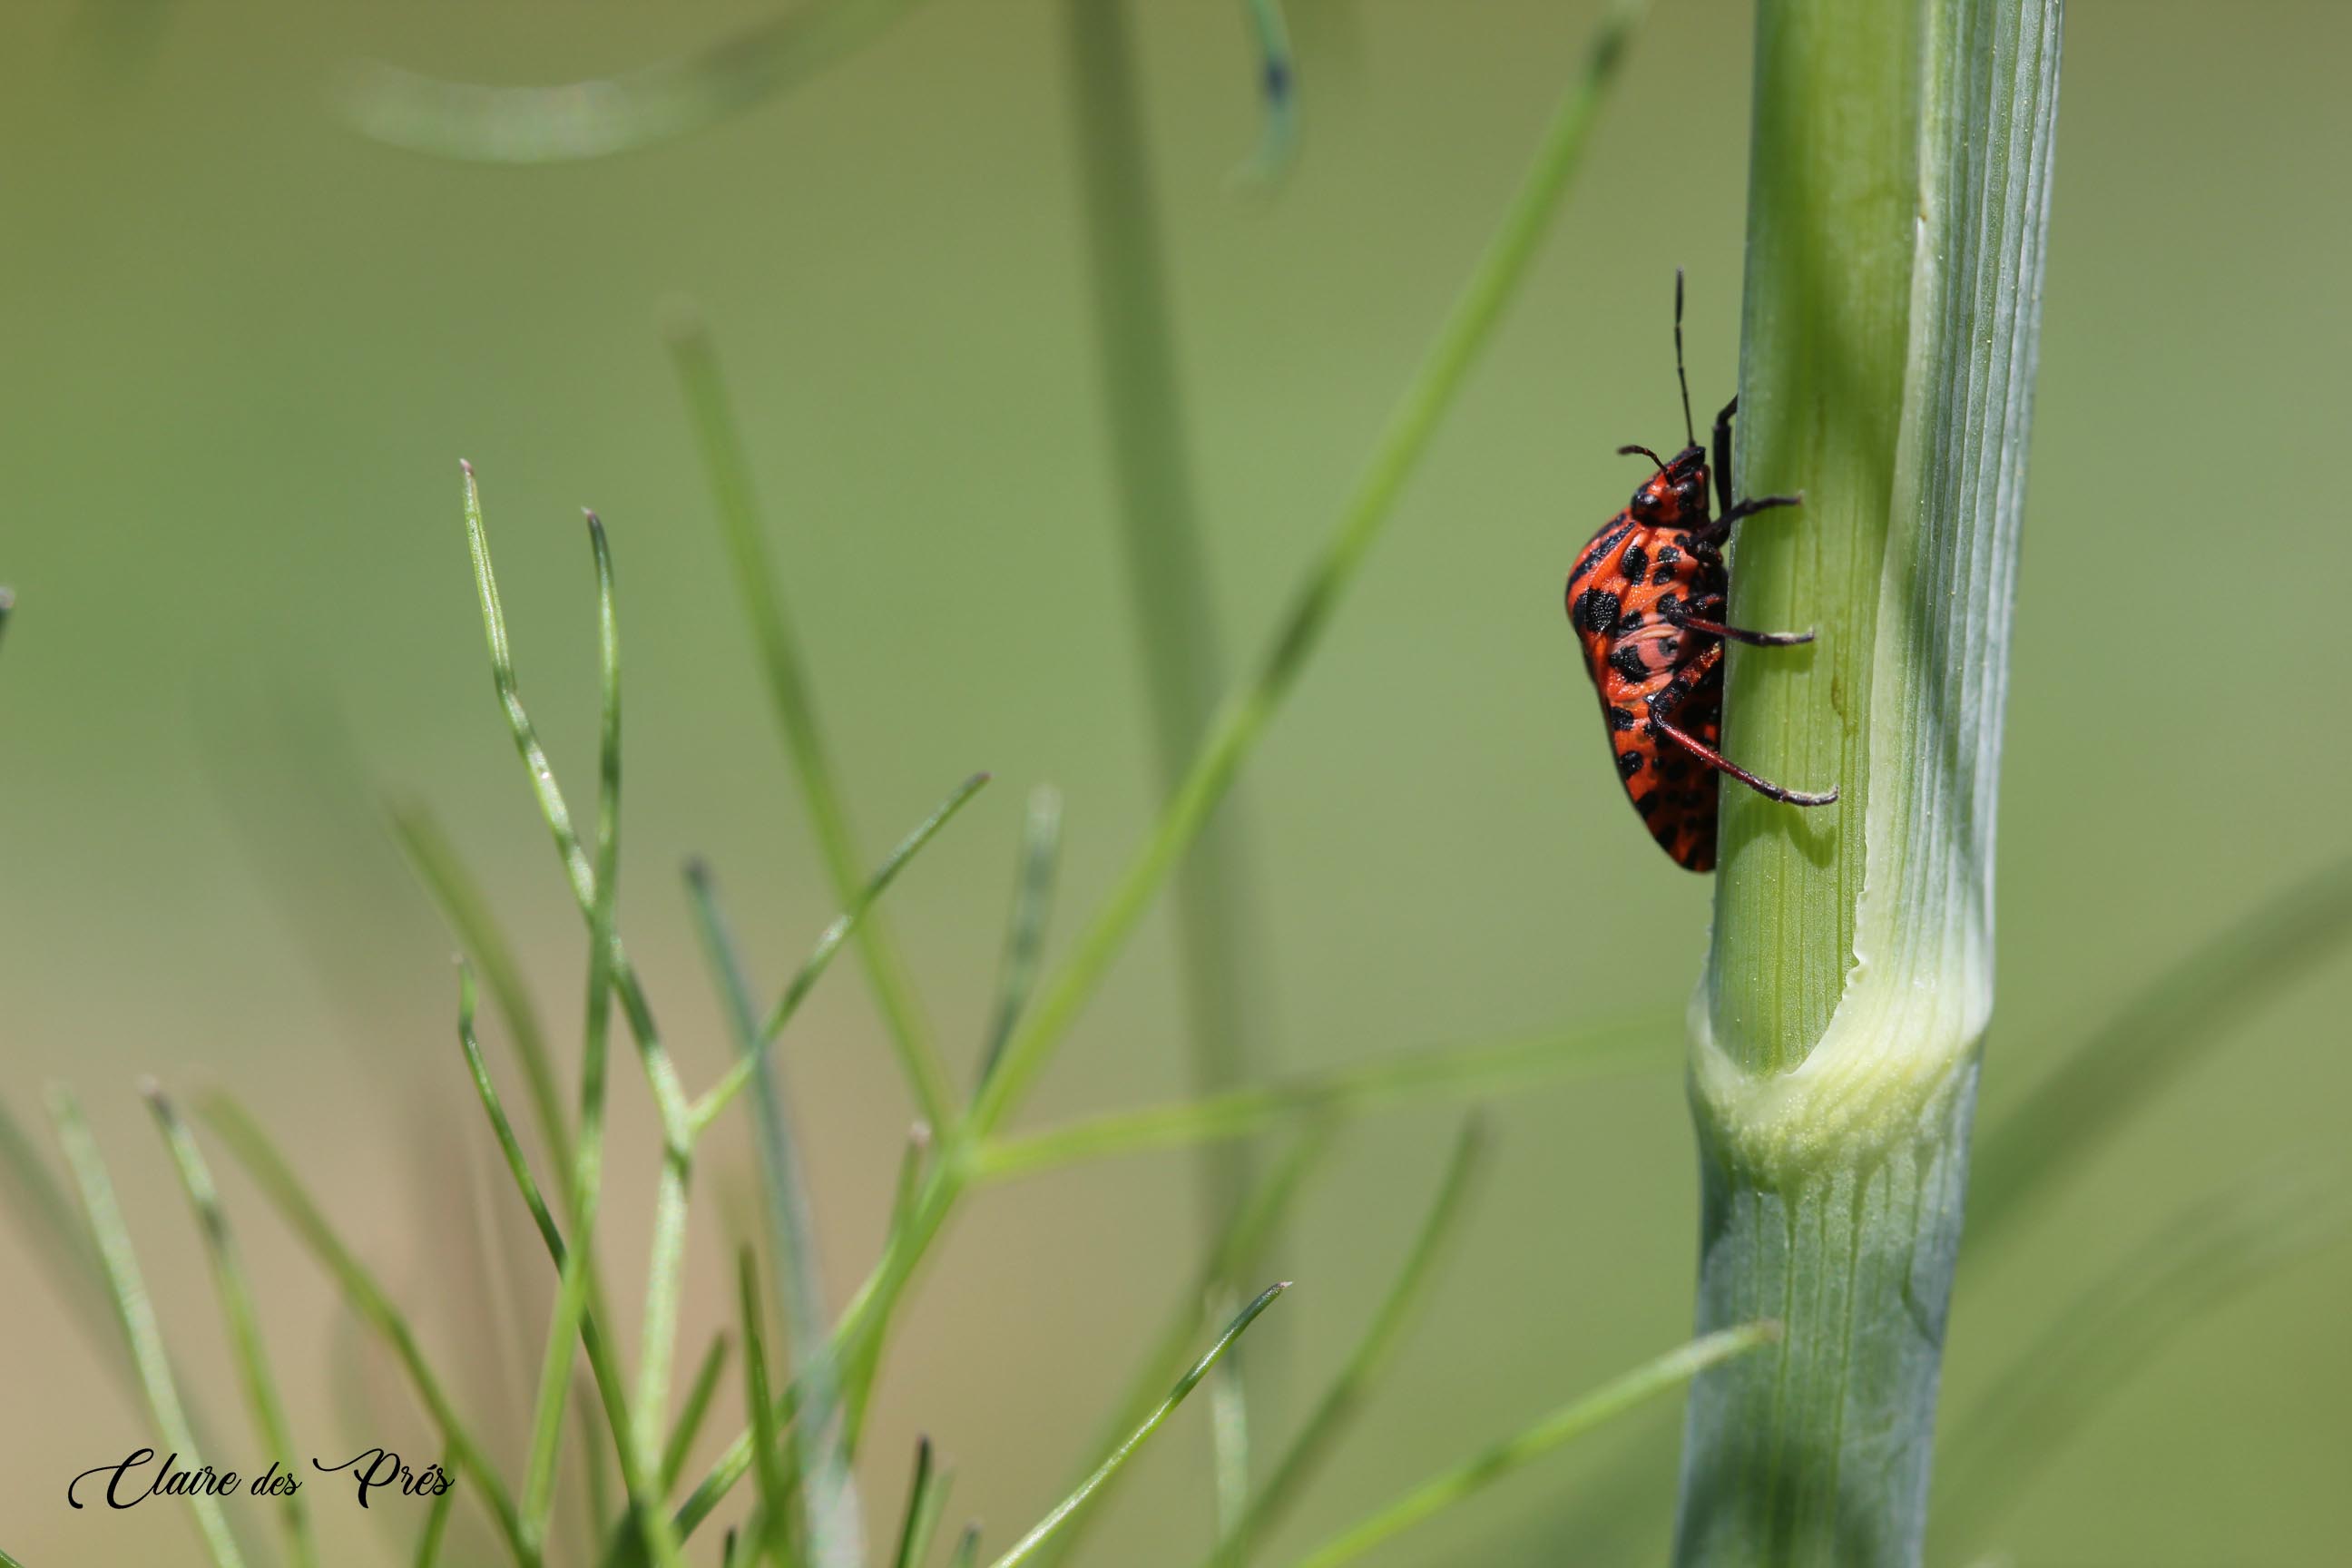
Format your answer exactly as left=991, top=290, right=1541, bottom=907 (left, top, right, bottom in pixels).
left=459, top=469, right=691, bottom=1149
left=664, top=316, right=956, bottom=1132
left=1286, top=1323, right=1779, bottom=1568
left=693, top=771, right=993, bottom=1132
left=388, top=802, right=573, bottom=1196
left=413, top=1444, right=459, bottom=1568
left=977, top=1015, right=1666, bottom=1181
left=1934, top=1168, right=2348, bottom=1552
left=198, top=1093, right=526, bottom=1560
left=50, top=1087, right=247, bottom=1568
left=0, top=1093, right=113, bottom=1338
left=456, top=965, right=565, bottom=1261
left=967, top=0, right=1649, bottom=1144
left=737, top=1252, right=797, bottom=1566
left=142, top=1083, right=318, bottom=1568
left=1031, top=1132, right=1330, bottom=1568
left=0, top=584, right=13, bottom=651
left=946, top=1525, right=981, bottom=1568
left=689, top=861, right=864, bottom=1568
left=1232, top=0, right=1301, bottom=185
left=975, top=786, right=1063, bottom=1093
left=342, top=0, right=941, bottom=162
left=0, top=1544, right=25, bottom=1568
left=1969, top=859, right=2352, bottom=1248
left=986, top=1283, right=1291, bottom=1568
left=891, top=1436, right=953, bottom=1568
left=662, top=1332, right=733, bottom=1491
left=1216, top=1115, right=1494, bottom=1563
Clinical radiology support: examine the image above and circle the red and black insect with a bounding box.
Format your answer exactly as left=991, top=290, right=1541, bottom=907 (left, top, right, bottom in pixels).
left=1564, top=274, right=1836, bottom=871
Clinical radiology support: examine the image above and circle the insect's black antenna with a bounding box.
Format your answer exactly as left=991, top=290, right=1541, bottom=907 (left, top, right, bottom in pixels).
left=1617, top=444, right=1669, bottom=474
left=1673, top=268, right=1697, bottom=449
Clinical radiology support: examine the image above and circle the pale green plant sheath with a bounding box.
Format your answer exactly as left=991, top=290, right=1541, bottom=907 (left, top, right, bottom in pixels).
left=1674, top=1, right=2062, bottom=1563
left=143, top=1084, right=319, bottom=1568
left=50, top=1087, right=248, bottom=1568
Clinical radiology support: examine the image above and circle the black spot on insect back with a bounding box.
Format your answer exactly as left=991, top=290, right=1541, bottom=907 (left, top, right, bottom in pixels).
left=1619, top=543, right=1649, bottom=584
left=1573, top=588, right=1622, bottom=634
left=1616, top=749, right=1643, bottom=779
left=1608, top=643, right=1650, bottom=682
left=1607, top=705, right=1636, bottom=731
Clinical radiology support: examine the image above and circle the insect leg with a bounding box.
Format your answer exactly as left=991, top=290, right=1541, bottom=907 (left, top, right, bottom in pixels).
left=1676, top=595, right=1814, bottom=646
left=1680, top=616, right=1814, bottom=647
left=1651, top=711, right=1838, bottom=806
left=1711, top=397, right=1737, bottom=515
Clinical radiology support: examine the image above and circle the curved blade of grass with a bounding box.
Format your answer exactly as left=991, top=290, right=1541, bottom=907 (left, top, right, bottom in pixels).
left=662, top=9, right=1649, bottom=1539
left=0, top=1544, right=25, bottom=1568
left=1213, top=1115, right=1493, bottom=1563
left=459, top=470, right=691, bottom=1152
left=342, top=0, right=940, bottom=163
left=142, top=1084, right=318, bottom=1568
left=1285, top=1323, right=1779, bottom=1568
left=891, top=1436, right=952, bottom=1568
left=389, top=802, right=573, bottom=1197
left=664, top=317, right=956, bottom=1132
left=1231, top=0, right=1300, bottom=186
left=690, top=863, right=864, bottom=1568
left=986, top=1283, right=1290, bottom=1568
left=975, top=786, right=1063, bottom=1093
left=50, top=1086, right=247, bottom=1568
left=662, top=1331, right=733, bottom=1492
left=1030, top=1131, right=1330, bottom=1568
left=198, top=1093, right=527, bottom=1562
left=456, top=965, right=566, bottom=1262
left=1968, top=858, right=2352, bottom=1248
left=0, top=1093, right=113, bottom=1346
left=977, top=1015, right=1666, bottom=1181
left=968, top=0, right=1650, bottom=1142
left=692, top=771, right=993, bottom=1132
left=946, top=1524, right=981, bottom=1568
left=1934, top=1168, right=2349, bottom=1553
left=457, top=966, right=642, bottom=1536
left=413, top=1443, right=459, bottom=1568
left=736, top=1252, right=797, bottom=1566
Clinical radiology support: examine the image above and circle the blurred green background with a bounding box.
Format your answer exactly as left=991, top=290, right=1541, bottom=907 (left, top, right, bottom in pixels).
left=3, top=1, right=2347, bottom=1563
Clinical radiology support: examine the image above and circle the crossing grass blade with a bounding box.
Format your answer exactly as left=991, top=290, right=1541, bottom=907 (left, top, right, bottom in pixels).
left=666, top=312, right=957, bottom=1132
left=891, top=1437, right=953, bottom=1568
left=1968, top=859, right=2352, bottom=1249
left=1933, top=1168, right=2349, bottom=1553
left=691, top=861, right=864, bottom=1568
left=1028, top=1131, right=1330, bottom=1568
left=662, top=1332, right=733, bottom=1492
left=342, top=0, right=943, bottom=162
left=413, top=1444, right=460, bottom=1568
left=198, top=1093, right=529, bottom=1561
left=974, top=785, right=1063, bottom=1093
left=985, top=1283, right=1292, bottom=1568
left=388, top=801, right=573, bottom=1196
left=945, top=1525, right=981, bottom=1568
left=51, top=1086, right=248, bottom=1568
left=975, top=1016, right=1666, bottom=1181
left=142, top=1083, right=320, bottom=1568
left=691, top=770, right=993, bottom=1133
left=1285, top=1323, right=1779, bottom=1568
left=736, top=1251, right=797, bottom=1567
left=1212, top=1115, right=1494, bottom=1564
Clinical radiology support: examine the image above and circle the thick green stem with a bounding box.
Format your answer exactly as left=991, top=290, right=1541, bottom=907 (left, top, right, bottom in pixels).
left=1673, top=1, right=2062, bottom=1563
